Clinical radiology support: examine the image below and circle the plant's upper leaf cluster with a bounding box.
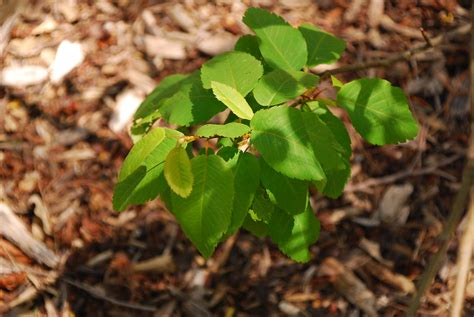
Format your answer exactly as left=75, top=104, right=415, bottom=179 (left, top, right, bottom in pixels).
left=114, top=7, right=419, bottom=262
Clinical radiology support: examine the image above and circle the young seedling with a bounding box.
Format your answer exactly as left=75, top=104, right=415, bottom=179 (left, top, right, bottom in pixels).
left=113, top=7, right=419, bottom=262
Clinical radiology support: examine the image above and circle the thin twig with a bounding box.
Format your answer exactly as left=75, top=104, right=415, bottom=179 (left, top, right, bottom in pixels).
left=345, top=154, right=463, bottom=192
left=451, top=188, right=474, bottom=317
left=61, top=277, right=157, bottom=312
left=450, top=6, right=474, bottom=316
left=405, top=11, right=474, bottom=316
left=317, top=23, right=470, bottom=79
left=405, top=161, right=474, bottom=316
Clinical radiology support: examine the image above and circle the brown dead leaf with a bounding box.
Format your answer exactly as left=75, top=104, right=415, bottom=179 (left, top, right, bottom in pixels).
left=0, top=272, right=27, bottom=291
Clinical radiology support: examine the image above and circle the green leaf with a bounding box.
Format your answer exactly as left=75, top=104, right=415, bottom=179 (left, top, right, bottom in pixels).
left=164, top=146, right=194, bottom=198
left=118, top=128, right=166, bottom=180
left=226, top=152, right=260, bottom=235
left=260, top=160, right=308, bottom=215
left=134, top=74, right=188, bottom=120
left=311, top=104, right=351, bottom=198
left=311, top=103, right=351, bottom=157
left=113, top=128, right=183, bottom=211
left=211, top=81, right=254, bottom=120
left=171, top=155, right=234, bottom=258
left=201, top=51, right=263, bottom=96
left=243, top=7, right=307, bottom=71
left=331, top=75, right=344, bottom=89
left=217, top=146, right=239, bottom=163
left=269, top=206, right=320, bottom=263
left=196, top=123, right=250, bottom=139
left=251, top=187, right=275, bottom=222
left=315, top=160, right=350, bottom=199
left=250, top=106, right=346, bottom=181
left=337, top=78, right=419, bottom=145
left=113, top=166, right=147, bottom=212
left=298, top=24, right=345, bottom=67
left=243, top=211, right=268, bottom=237
left=253, top=69, right=319, bottom=106
left=234, top=35, right=263, bottom=62
left=159, top=72, right=226, bottom=126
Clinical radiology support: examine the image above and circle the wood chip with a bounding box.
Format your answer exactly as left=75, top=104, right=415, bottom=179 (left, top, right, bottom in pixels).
left=132, top=253, right=175, bottom=273
left=364, top=259, right=415, bottom=294
left=144, top=35, right=187, bottom=60
left=0, top=66, right=49, bottom=88
left=196, top=32, right=237, bottom=56
left=49, top=40, right=85, bottom=84
left=319, top=257, right=378, bottom=316
left=0, top=203, right=58, bottom=268
left=376, top=184, right=413, bottom=224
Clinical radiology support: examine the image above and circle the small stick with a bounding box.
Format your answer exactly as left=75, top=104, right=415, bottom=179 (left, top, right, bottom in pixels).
left=450, top=189, right=474, bottom=317
left=0, top=203, right=59, bottom=268
left=405, top=9, right=474, bottom=316
left=317, top=23, right=470, bottom=79
left=420, top=28, right=433, bottom=47
left=61, top=277, right=157, bottom=312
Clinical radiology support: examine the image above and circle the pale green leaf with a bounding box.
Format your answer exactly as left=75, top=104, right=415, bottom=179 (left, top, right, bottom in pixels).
left=260, top=160, right=308, bottom=215
left=113, top=128, right=183, bottom=211
left=196, top=123, right=250, bottom=139
left=159, top=72, right=226, bottom=126
left=164, top=147, right=194, bottom=198
left=331, top=75, right=344, bottom=89
left=337, top=78, right=419, bottom=145
left=298, top=24, right=345, bottom=66
left=134, top=74, right=187, bottom=120
left=226, top=152, right=260, bottom=235
left=201, top=51, right=263, bottom=96
left=171, top=155, right=234, bottom=258
left=211, top=81, right=254, bottom=120
left=253, top=69, right=319, bottom=106
left=250, top=106, right=346, bottom=181
left=243, top=7, right=307, bottom=71
left=269, top=206, right=320, bottom=263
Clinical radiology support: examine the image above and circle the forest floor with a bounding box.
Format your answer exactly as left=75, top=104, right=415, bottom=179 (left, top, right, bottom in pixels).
left=0, top=0, right=473, bottom=316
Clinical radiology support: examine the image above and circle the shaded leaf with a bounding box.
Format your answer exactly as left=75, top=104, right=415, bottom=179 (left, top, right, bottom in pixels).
left=234, top=35, right=263, bottom=62
left=226, top=152, right=261, bottom=235
left=269, top=206, right=320, bottom=263
left=134, top=74, right=187, bottom=120
left=243, top=211, right=268, bottom=237
left=252, top=187, right=275, bottom=222
left=260, top=160, right=308, bottom=215
left=311, top=104, right=351, bottom=198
